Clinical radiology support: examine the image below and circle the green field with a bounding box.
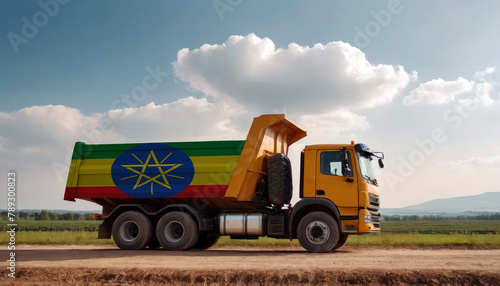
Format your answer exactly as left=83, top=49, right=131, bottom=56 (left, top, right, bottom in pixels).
left=0, top=220, right=100, bottom=232
left=1, top=220, right=499, bottom=246
left=380, top=220, right=500, bottom=234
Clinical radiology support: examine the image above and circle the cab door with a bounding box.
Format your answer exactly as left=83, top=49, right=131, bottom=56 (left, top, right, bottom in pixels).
left=315, top=150, right=358, bottom=207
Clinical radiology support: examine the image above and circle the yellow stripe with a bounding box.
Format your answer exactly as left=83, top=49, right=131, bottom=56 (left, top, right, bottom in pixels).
left=73, top=155, right=240, bottom=187
left=65, top=159, right=81, bottom=188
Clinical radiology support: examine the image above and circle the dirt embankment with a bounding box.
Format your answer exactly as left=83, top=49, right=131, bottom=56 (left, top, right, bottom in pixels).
left=2, top=245, right=499, bottom=285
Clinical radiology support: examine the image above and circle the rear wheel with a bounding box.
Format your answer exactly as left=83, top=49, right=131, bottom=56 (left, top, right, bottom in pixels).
left=112, top=211, right=153, bottom=250
left=297, top=211, right=339, bottom=253
left=192, top=231, right=220, bottom=250
left=156, top=211, right=199, bottom=251
left=333, top=234, right=348, bottom=250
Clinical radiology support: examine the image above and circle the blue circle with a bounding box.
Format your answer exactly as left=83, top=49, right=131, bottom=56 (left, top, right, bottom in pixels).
left=111, top=143, right=194, bottom=198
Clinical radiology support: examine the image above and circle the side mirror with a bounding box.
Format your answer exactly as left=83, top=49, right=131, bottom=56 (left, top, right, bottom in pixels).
left=378, top=159, right=384, bottom=168
left=339, top=148, right=351, bottom=176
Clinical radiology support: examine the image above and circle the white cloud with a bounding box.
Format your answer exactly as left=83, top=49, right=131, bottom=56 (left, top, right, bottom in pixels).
left=0, top=105, right=105, bottom=151
left=439, top=156, right=500, bottom=168
left=403, top=67, right=496, bottom=106
left=0, top=135, right=7, bottom=152
left=297, top=109, right=369, bottom=142
left=404, top=77, right=473, bottom=105
left=0, top=98, right=249, bottom=161
left=0, top=105, right=124, bottom=171
left=173, top=33, right=413, bottom=114
left=462, top=82, right=494, bottom=106
left=105, top=97, right=249, bottom=142
left=473, top=67, right=495, bottom=82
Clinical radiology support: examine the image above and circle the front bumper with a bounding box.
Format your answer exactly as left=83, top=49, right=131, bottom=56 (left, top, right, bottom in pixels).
left=358, top=208, right=380, bottom=233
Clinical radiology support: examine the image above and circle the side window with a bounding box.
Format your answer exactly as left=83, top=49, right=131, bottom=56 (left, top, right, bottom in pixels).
left=320, top=151, right=353, bottom=177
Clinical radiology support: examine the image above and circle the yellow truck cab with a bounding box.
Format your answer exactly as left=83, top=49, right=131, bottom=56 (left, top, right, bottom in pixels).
left=301, top=144, right=381, bottom=237
left=65, top=114, right=384, bottom=253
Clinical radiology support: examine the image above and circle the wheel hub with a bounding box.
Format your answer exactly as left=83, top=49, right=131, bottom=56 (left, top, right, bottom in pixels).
left=306, top=220, right=330, bottom=244
left=120, top=221, right=140, bottom=242
left=165, top=221, right=185, bottom=243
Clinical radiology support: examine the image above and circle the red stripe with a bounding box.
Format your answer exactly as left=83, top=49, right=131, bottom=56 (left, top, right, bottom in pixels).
left=64, top=187, right=77, bottom=201
left=171, top=185, right=228, bottom=198
left=67, top=186, right=133, bottom=199
left=65, top=185, right=227, bottom=200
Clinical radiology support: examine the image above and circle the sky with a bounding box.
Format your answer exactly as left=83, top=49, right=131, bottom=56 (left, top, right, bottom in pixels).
left=1, top=0, right=499, bottom=211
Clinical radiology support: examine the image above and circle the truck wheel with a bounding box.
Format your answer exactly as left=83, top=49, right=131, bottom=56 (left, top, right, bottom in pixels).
left=112, top=211, right=153, bottom=250
left=297, top=211, right=339, bottom=253
left=156, top=211, right=199, bottom=251
left=192, top=231, right=220, bottom=250
left=333, top=234, right=348, bottom=250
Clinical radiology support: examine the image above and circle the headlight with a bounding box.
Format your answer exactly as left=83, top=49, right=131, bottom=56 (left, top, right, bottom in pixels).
left=364, top=214, right=371, bottom=223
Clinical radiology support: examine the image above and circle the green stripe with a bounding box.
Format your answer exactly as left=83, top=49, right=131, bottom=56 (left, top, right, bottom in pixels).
left=71, top=140, right=246, bottom=160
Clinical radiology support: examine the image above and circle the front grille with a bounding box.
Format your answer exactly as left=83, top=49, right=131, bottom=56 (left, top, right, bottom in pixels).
left=368, top=193, right=379, bottom=210
left=369, top=211, right=380, bottom=228
left=368, top=193, right=380, bottom=228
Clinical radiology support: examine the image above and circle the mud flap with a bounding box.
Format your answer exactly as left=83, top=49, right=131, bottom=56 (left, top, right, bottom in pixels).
left=98, top=223, right=112, bottom=239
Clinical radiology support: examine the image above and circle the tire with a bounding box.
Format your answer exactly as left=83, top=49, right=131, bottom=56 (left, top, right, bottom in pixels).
left=156, top=211, right=199, bottom=251
left=297, top=211, right=339, bottom=253
left=192, top=231, right=220, bottom=250
left=333, top=234, right=348, bottom=250
left=112, top=211, right=153, bottom=250
left=267, top=153, right=292, bottom=205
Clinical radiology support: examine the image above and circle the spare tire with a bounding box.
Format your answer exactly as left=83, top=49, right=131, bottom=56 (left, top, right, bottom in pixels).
left=267, top=153, right=292, bottom=206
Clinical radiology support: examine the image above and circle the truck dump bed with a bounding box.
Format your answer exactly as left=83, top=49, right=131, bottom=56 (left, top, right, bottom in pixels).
left=64, top=114, right=306, bottom=213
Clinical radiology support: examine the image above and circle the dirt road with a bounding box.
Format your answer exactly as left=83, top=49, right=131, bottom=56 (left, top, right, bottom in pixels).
left=2, top=245, right=500, bottom=285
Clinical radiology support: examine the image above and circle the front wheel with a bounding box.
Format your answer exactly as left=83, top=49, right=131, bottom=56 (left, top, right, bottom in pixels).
left=156, top=211, right=199, bottom=251
left=297, top=211, right=339, bottom=253
left=333, top=234, right=348, bottom=250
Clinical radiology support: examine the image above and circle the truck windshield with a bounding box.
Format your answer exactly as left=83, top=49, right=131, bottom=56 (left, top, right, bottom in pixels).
left=357, top=153, right=377, bottom=185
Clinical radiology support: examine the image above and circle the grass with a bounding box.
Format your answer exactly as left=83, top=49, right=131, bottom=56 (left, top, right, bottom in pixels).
left=1, top=220, right=499, bottom=246
left=380, top=220, right=500, bottom=234
left=3, top=232, right=497, bottom=246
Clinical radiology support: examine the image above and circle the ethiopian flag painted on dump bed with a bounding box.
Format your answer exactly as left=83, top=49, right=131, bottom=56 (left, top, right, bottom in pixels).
left=64, top=141, right=245, bottom=201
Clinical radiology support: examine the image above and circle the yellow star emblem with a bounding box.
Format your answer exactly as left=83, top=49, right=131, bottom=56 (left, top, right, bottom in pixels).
left=120, top=150, right=184, bottom=195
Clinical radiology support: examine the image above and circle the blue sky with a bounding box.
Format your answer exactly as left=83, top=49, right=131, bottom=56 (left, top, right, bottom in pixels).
left=3, top=1, right=499, bottom=113
left=1, top=0, right=499, bottom=210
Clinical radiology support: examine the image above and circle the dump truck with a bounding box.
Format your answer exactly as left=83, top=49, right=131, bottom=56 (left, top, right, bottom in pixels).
left=64, top=114, right=384, bottom=253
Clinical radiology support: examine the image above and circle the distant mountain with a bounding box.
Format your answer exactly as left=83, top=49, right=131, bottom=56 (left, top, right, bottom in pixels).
left=381, top=192, right=500, bottom=216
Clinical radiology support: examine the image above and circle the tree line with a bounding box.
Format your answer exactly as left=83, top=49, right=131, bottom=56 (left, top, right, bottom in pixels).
left=0, top=210, right=100, bottom=221
left=382, top=213, right=500, bottom=221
